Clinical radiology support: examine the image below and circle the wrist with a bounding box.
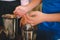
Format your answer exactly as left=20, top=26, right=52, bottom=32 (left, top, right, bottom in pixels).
left=22, top=5, right=32, bottom=13
left=40, top=13, right=47, bottom=22
left=27, top=6, right=33, bottom=12
left=42, top=13, right=52, bottom=22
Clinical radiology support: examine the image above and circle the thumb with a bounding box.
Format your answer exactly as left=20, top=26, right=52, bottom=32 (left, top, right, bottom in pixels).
left=29, top=12, right=37, bottom=17
left=24, top=14, right=33, bottom=21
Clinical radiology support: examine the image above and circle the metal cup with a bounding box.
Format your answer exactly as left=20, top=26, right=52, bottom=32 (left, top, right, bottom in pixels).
left=2, top=14, right=18, bottom=39
left=21, top=24, right=37, bottom=40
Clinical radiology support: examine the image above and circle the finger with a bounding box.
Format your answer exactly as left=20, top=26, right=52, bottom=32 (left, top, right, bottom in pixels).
left=13, top=11, right=21, bottom=18
left=13, top=8, right=18, bottom=13
left=21, top=15, right=33, bottom=24
left=20, top=15, right=35, bottom=26
left=26, top=14, right=37, bottom=22
left=24, top=15, right=35, bottom=24
left=24, top=14, right=33, bottom=21
left=14, top=11, right=26, bottom=17
left=30, top=23, right=36, bottom=27
left=13, top=10, right=16, bottom=14
left=21, top=18, right=28, bottom=26
left=13, top=7, right=20, bottom=14
left=13, top=11, right=17, bottom=15
left=20, top=18, right=24, bottom=27
left=14, top=10, right=22, bottom=16
left=29, top=12, right=37, bottom=17
left=27, top=20, right=35, bottom=24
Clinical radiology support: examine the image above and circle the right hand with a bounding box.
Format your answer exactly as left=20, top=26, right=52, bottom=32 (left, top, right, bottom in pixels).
left=13, top=6, right=30, bottom=17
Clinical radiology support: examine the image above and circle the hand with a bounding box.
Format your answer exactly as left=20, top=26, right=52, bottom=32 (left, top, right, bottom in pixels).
left=20, top=11, right=45, bottom=26
left=13, top=6, right=30, bottom=17
left=20, top=15, right=28, bottom=26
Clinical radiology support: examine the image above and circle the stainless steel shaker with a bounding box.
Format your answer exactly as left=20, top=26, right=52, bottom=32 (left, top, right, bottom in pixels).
left=21, top=24, right=37, bottom=40
left=2, top=14, right=18, bottom=39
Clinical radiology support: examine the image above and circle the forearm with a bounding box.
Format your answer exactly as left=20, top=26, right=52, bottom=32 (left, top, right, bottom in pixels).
left=43, top=13, right=60, bottom=22
left=27, top=0, right=42, bottom=11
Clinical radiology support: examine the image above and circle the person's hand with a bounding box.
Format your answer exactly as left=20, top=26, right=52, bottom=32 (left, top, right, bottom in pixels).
left=20, top=15, right=27, bottom=26
left=20, top=11, right=45, bottom=26
left=13, top=6, right=30, bottom=17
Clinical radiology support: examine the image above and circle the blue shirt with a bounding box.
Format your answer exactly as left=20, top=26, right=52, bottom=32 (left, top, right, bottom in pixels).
left=38, top=0, right=60, bottom=32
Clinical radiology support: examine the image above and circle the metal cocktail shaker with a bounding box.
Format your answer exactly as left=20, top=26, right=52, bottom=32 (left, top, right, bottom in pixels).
left=2, top=14, right=18, bottom=40
left=21, top=24, right=37, bottom=40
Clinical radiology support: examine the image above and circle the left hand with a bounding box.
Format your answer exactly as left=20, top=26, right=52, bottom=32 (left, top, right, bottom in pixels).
left=20, top=15, right=28, bottom=26
left=20, top=11, right=45, bottom=26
